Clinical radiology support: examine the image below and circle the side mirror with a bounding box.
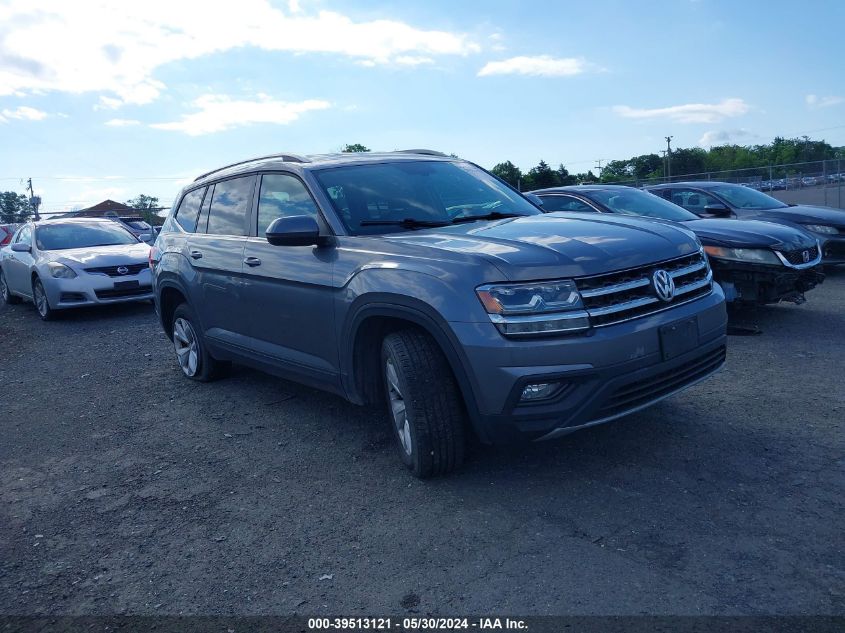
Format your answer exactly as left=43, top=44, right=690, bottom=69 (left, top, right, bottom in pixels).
left=11, top=242, right=31, bottom=253
left=138, top=233, right=154, bottom=243
left=266, top=215, right=321, bottom=247
left=703, top=203, right=731, bottom=217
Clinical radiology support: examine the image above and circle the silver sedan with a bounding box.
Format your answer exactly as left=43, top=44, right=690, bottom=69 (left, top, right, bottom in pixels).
left=0, top=218, right=153, bottom=320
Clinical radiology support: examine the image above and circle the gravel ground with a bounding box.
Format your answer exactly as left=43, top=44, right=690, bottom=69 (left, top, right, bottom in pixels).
left=1, top=272, right=843, bottom=616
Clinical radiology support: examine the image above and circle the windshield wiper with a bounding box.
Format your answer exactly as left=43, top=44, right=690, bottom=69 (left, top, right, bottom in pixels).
left=359, top=218, right=450, bottom=229
left=451, top=211, right=524, bottom=224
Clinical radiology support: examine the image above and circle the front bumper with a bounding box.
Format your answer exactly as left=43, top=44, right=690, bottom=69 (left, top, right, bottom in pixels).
left=449, top=286, right=727, bottom=444
left=818, top=234, right=845, bottom=265
left=710, top=259, right=824, bottom=304
left=41, top=269, right=153, bottom=309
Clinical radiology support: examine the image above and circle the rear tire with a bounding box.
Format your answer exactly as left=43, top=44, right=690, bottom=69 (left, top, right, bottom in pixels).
left=32, top=277, right=54, bottom=321
left=381, top=329, right=466, bottom=478
left=0, top=269, right=21, bottom=305
left=171, top=303, right=231, bottom=382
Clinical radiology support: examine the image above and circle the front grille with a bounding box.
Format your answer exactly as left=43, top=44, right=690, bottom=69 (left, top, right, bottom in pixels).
left=576, top=251, right=712, bottom=327
left=95, top=286, right=152, bottom=299
left=780, top=245, right=819, bottom=266
left=593, top=345, right=726, bottom=421
left=85, top=263, right=147, bottom=277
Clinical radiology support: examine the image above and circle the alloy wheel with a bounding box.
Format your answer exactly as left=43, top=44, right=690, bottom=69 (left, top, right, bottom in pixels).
left=385, top=358, right=412, bottom=456
left=173, top=317, right=200, bottom=377
left=34, top=281, right=48, bottom=317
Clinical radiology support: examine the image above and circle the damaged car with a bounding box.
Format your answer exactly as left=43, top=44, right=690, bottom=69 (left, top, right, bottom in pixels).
left=530, top=185, right=823, bottom=305
left=644, top=181, right=845, bottom=266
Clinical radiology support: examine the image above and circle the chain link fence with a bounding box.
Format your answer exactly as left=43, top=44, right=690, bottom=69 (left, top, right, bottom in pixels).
left=603, top=159, right=845, bottom=209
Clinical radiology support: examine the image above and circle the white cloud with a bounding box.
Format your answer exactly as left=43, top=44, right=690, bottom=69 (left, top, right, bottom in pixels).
left=698, top=128, right=758, bottom=147
left=150, top=94, right=331, bottom=136
left=0, top=105, right=48, bottom=123
left=478, top=55, right=596, bottom=77
left=0, top=0, right=480, bottom=107
left=612, top=98, right=750, bottom=124
left=806, top=94, right=843, bottom=109
left=104, top=118, right=141, bottom=127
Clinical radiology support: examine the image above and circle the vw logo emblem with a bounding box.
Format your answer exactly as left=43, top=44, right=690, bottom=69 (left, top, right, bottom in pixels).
left=652, top=269, right=675, bottom=302
left=116, top=266, right=129, bottom=275
left=802, top=250, right=810, bottom=263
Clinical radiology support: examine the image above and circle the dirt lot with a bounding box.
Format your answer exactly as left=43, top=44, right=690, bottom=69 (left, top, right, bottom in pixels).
left=1, top=272, right=844, bottom=616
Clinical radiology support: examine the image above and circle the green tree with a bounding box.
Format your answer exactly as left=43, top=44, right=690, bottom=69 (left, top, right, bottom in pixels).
left=125, top=194, right=160, bottom=210
left=556, top=164, right=577, bottom=186
left=341, top=143, right=370, bottom=153
left=0, top=191, right=32, bottom=223
left=490, top=161, right=523, bottom=188
left=524, top=160, right=560, bottom=190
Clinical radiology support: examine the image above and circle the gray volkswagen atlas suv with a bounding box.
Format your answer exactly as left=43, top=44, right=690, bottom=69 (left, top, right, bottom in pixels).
left=151, top=150, right=727, bottom=477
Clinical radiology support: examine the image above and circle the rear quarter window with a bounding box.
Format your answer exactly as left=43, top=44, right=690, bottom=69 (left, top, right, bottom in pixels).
left=174, top=188, right=205, bottom=232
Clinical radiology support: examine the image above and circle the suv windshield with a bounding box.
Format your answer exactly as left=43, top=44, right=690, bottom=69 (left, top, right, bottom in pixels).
left=35, top=223, right=138, bottom=250
left=314, top=160, right=539, bottom=235
left=708, top=184, right=788, bottom=210
left=585, top=189, right=699, bottom=221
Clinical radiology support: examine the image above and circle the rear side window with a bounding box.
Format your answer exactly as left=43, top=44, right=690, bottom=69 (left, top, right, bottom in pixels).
left=206, top=176, right=254, bottom=236
left=540, top=196, right=595, bottom=212
left=257, top=174, right=319, bottom=236
left=174, top=188, right=205, bottom=232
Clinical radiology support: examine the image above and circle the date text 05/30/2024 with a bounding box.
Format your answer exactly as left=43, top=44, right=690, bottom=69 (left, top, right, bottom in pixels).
left=307, top=617, right=528, bottom=630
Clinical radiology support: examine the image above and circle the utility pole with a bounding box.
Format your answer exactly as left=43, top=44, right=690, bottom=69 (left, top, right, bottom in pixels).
left=26, top=178, right=41, bottom=221
left=594, top=159, right=604, bottom=179
left=660, top=150, right=668, bottom=183
left=665, top=136, right=673, bottom=181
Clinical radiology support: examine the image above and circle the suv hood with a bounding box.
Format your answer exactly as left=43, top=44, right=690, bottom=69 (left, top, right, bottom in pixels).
left=387, top=213, right=700, bottom=280
left=43, top=243, right=150, bottom=268
left=754, top=204, right=845, bottom=228
left=683, top=218, right=818, bottom=251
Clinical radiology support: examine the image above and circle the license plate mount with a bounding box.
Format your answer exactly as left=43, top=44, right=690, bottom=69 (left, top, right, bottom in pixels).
left=659, top=316, right=699, bottom=361
left=113, top=280, right=140, bottom=290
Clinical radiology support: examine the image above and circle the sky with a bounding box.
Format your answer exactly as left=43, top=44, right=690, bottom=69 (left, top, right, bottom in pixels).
left=1, top=0, right=844, bottom=214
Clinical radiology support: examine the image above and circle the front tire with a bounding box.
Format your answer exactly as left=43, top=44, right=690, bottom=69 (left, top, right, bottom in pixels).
left=381, top=329, right=466, bottom=478
left=32, top=277, right=54, bottom=321
left=171, top=303, right=230, bottom=382
left=0, top=269, right=21, bottom=305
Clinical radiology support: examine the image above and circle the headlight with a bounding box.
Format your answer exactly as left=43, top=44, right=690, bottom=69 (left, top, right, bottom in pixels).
left=703, top=246, right=781, bottom=265
left=476, top=280, right=590, bottom=336
left=803, top=224, right=838, bottom=235
left=47, top=262, right=77, bottom=279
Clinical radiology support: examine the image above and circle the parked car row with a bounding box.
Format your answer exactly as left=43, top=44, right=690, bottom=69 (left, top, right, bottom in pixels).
left=3, top=150, right=844, bottom=478
left=529, top=185, right=825, bottom=305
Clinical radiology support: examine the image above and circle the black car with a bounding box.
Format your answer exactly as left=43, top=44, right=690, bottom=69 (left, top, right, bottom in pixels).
left=644, top=181, right=845, bottom=265
left=530, top=185, right=824, bottom=305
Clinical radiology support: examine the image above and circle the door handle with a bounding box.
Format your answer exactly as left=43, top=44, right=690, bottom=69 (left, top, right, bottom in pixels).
left=243, top=257, right=262, bottom=267
left=190, top=250, right=203, bottom=260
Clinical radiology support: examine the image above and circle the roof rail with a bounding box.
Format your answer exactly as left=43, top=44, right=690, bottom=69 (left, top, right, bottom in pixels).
left=395, top=149, right=448, bottom=157
left=194, top=153, right=310, bottom=182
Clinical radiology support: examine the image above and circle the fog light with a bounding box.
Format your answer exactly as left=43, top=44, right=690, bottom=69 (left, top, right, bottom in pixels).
left=521, top=382, right=561, bottom=402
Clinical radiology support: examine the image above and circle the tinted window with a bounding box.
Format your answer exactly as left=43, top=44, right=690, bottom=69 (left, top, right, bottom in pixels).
left=314, top=161, right=539, bottom=235
left=668, top=189, right=722, bottom=214
left=584, top=189, right=699, bottom=221
left=206, top=176, right=253, bottom=236
left=174, top=188, right=205, bottom=232
left=538, top=196, right=596, bottom=212
left=35, top=223, right=137, bottom=250
left=708, top=184, right=788, bottom=210
left=257, top=174, right=319, bottom=235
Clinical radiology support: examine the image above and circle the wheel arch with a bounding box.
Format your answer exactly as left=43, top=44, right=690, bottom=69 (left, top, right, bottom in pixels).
left=342, top=295, right=486, bottom=441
